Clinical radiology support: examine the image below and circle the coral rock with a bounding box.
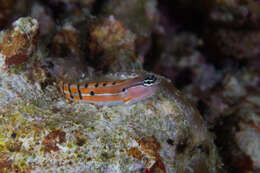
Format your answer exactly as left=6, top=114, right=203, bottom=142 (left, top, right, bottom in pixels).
left=52, top=23, right=81, bottom=58
left=89, top=16, right=141, bottom=72
left=0, top=71, right=222, bottom=172
left=206, top=29, right=260, bottom=59
left=0, top=17, right=39, bottom=67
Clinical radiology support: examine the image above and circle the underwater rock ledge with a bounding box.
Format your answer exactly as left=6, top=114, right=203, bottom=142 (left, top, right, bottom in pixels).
left=0, top=17, right=222, bottom=173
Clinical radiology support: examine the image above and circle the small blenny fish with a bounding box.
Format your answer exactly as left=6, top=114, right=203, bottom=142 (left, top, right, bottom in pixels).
left=59, top=75, right=158, bottom=105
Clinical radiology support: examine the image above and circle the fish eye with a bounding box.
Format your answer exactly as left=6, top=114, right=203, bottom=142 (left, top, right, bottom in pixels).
left=143, top=75, right=157, bottom=87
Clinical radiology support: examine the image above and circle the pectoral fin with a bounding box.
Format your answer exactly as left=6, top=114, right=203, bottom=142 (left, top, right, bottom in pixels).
left=123, top=97, right=132, bottom=103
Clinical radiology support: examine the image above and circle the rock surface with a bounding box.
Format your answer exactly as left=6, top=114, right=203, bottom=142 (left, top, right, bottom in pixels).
left=0, top=17, right=222, bottom=173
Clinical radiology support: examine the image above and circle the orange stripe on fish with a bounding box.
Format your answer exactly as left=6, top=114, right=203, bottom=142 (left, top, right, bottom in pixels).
left=59, top=75, right=158, bottom=105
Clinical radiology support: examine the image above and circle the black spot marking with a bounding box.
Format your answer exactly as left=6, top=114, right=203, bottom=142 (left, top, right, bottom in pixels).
left=85, top=83, right=88, bottom=88
left=68, top=84, right=74, bottom=99
left=95, top=83, right=99, bottom=88
left=103, top=83, right=107, bottom=87
left=90, top=91, right=95, bottom=96
left=122, top=88, right=126, bottom=92
left=77, top=84, right=82, bottom=100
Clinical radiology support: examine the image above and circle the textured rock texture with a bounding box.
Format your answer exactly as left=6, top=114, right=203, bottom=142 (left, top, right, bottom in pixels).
left=0, top=16, right=222, bottom=173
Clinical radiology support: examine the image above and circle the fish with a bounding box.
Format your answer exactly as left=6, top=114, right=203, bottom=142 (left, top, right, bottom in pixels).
left=59, top=74, right=158, bottom=105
